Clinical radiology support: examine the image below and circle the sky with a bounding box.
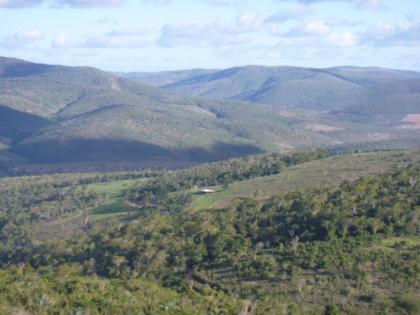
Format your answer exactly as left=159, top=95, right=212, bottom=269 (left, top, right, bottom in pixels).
left=0, top=0, right=419, bottom=72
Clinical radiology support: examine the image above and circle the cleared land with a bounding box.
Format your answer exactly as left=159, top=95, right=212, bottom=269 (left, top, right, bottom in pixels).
left=189, top=151, right=420, bottom=211
left=85, top=179, right=140, bottom=215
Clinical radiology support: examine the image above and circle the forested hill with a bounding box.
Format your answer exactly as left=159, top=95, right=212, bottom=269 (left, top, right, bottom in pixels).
left=127, top=65, right=420, bottom=114
left=0, top=150, right=419, bottom=314
left=0, top=56, right=419, bottom=175
left=119, top=68, right=217, bottom=87
left=0, top=56, right=314, bottom=167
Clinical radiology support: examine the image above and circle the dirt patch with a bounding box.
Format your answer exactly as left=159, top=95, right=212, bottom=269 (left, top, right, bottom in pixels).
left=185, top=105, right=217, bottom=118
left=277, top=109, right=304, bottom=118
left=305, top=123, right=342, bottom=132
left=365, top=132, right=393, bottom=141
left=399, top=114, right=420, bottom=130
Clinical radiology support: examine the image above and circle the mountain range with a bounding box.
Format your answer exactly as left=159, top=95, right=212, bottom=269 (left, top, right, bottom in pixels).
left=0, top=56, right=419, bottom=175
left=124, top=65, right=420, bottom=114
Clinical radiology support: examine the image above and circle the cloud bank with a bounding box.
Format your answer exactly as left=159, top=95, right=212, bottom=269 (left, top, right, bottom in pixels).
left=0, top=0, right=125, bottom=7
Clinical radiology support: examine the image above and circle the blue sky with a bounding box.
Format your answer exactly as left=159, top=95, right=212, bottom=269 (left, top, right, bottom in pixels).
left=0, top=0, right=419, bottom=71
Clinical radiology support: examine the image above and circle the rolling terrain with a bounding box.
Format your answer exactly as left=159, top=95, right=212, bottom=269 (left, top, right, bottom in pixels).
left=189, top=151, right=420, bottom=210
left=120, top=68, right=217, bottom=87
left=0, top=150, right=418, bottom=314
left=0, top=56, right=419, bottom=175
left=0, top=57, right=323, bottom=171
left=125, top=66, right=420, bottom=143
left=1, top=150, right=413, bottom=245
left=2, top=1, right=419, bottom=314
left=133, top=65, right=420, bottom=114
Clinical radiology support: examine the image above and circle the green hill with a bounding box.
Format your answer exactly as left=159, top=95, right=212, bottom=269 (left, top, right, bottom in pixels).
left=189, top=151, right=420, bottom=210
left=0, top=57, right=333, bottom=168
left=0, top=56, right=419, bottom=174
left=0, top=57, right=292, bottom=166
left=119, top=68, right=217, bottom=87
left=160, top=65, right=420, bottom=114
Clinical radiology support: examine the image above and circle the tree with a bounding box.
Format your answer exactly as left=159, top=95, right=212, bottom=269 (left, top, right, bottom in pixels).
left=324, top=304, right=340, bottom=315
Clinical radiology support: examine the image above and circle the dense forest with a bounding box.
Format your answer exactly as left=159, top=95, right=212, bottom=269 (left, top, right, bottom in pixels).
left=0, top=150, right=418, bottom=314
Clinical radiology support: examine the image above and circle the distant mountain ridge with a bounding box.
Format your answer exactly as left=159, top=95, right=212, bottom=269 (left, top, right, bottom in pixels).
left=0, top=56, right=419, bottom=174
left=119, top=69, right=218, bottom=87
left=0, top=57, right=326, bottom=170
left=123, top=65, right=420, bottom=114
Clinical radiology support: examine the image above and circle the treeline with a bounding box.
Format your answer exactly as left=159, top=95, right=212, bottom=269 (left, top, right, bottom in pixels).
left=0, top=170, right=153, bottom=190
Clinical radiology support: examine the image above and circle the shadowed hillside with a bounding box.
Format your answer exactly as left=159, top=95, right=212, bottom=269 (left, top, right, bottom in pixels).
left=0, top=57, right=419, bottom=174
left=13, top=139, right=263, bottom=163
left=0, top=57, right=305, bottom=169
left=0, top=105, right=50, bottom=145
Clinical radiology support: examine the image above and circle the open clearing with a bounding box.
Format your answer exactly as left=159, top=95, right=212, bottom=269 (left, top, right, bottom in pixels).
left=85, top=179, right=141, bottom=214
left=190, top=151, right=420, bottom=211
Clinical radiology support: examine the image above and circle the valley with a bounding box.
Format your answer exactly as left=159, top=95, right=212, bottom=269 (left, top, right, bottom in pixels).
left=0, top=57, right=419, bottom=176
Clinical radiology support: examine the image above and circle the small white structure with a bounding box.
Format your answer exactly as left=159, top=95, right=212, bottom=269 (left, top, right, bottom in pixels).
left=200, top=188, right=216, bottom=194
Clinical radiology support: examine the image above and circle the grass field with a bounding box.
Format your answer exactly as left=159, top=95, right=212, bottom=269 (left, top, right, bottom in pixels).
left=84, top=179, right=141, bottom=215
left=189, top=151, right=420, bottom=211
left=30, top=179, right=142, bottom=240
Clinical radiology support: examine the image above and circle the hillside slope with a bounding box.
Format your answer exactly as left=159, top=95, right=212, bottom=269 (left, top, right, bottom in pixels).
left=1, top=57, right=419, bottom=172
left=159, top=65, right=420, bottom=114
left=0, top=150, right=418, bottom=314
left=0, top=57, right=300, bottom=165
left=189, top=151, right=420, bottom=210
left=119, top=68, right=217, bottom=87
left=0, top=57, right=336, bottom=167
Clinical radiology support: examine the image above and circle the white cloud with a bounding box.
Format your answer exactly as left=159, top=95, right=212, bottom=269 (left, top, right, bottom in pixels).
left=82, top=35, right=149, bottom=48
left=327, top=31, right=358, bottom=47
left=53, top=0, right=124, bottom=7
left=0, top=0, right=125, bottom=7
left=157, top=21, right=248, bottom=47
left=0, top=0, right=41, bottom=7
left=141, top=0, right=172, bottom=6
left=266, top=4, right=312, bottom=23
left=275, top=0, right=384, bottom=11
left=15, top=29, right=44, bottom=39
left=363, top=20, right=420, bottom=46
left=279, top=20, right=358, bottom=47
left=285, top=20, right=332, bottom=36
left=303, top=20, right=331, bottom=36
left=51, top=30, right=151, bottom=49
left=201, top=0, right=246, bottom=6
left=157, top=12, right=263, bottom=48
left=52, top=34, right=69, bottom=47
left=1, top=29, right=44, bottom=49
left=106, top=28, right=149, bottom=37
left=236, top=11, right=264, bottom=31
left=355, top=0, right=383, bottom=10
